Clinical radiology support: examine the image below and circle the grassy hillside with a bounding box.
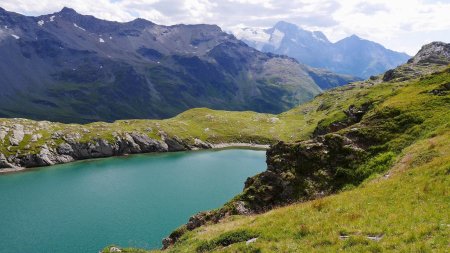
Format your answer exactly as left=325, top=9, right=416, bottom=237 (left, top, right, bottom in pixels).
left=0, top=108, right=296, bottom=160
left=0, top=81, right=372, bottom=161
left=0, top=67, right=405, bottom=162
left=100, top=66, right=450, bottom=252
left=146, top=129, right=449, bottom=253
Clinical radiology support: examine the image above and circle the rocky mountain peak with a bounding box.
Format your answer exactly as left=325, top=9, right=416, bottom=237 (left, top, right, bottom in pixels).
left=59, top=7, right=79, bottom=16
left=312, top=31, right=329, bottom=42
left=339, top=34, right=363, bottom=43
left=0, top=8, right=7, bottom=18
left=232, top=22, right=409, bottom=78
left=273, top=21, right=300, bottom=33
left=408, top=41, right=450, bottom=65
left=128, top=18, right=155, bottom=29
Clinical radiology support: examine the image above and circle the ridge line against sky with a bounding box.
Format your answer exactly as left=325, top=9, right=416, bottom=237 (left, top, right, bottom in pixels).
left=2, top=0, right=450, bottom=55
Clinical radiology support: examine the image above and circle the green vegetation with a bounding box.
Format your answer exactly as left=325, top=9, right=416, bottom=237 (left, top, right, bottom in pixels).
left=98, top=67, right=449, bottom=252
left=113, top=123, right=449, bottom=253
left=0, top=67, right=405, bottom=158
left=0, top=81, right=368, bottom=158
left=3, top=64, right=448, bottom=159
left=196, top=230, right=259, bottom=252
left=178, top=130, right=448, bottom=252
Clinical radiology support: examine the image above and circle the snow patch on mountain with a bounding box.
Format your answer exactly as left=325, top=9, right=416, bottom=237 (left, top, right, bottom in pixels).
left=0, top=29, right=6, bottom=41
left=312, top=32, right=327, bottom=43
left=269, top=29, right=285, bottom=49
left=230, top=25, right=286, bottom=50
left=228, top=25, right=270, bottom=50
left=229, top=22, right=410, bottom=78
left=231, top=27, right=269, bottom=43
left=73, top=23, right=86, bottom=31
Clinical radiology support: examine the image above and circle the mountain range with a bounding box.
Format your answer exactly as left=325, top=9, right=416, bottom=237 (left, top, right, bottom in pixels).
left=231, top=21, right=410, bottom=78
left=0, top=7, right=358, bottom=123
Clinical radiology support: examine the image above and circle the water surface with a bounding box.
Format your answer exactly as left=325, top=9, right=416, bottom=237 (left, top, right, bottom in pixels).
left=0, top=149, right=266, bottom=253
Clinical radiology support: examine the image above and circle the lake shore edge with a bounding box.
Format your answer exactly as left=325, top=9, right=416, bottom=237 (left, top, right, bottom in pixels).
left=0, top=142, right=270, bottom=175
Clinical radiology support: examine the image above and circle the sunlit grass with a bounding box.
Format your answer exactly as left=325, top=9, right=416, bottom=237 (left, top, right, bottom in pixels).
left=100, top=68, right=450, bottom=253
left=156, top=130, right=449, bottom=252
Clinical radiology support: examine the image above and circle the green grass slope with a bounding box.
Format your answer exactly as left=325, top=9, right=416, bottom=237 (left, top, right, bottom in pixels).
left=150, top=129, right=449, bottom=253
left=101, top=66, right=450, bottom=252
left=0, top=82, right=370, bottom=160
left=0, top=68, right=411, bottom=160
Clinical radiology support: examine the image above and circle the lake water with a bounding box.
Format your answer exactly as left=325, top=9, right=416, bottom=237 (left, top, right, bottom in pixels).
left=0, top=149, right=266, bottom=253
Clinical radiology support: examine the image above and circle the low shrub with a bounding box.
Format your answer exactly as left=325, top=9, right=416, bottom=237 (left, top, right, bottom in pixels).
left=355, top=151, right=396, bottom=180
left=215, top=230, right=259, bottom=246
left=195, top=230, right=259, bottom=252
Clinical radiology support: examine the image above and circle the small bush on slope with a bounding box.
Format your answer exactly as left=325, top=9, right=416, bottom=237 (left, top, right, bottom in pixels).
left=196, top=230, right=259, bottom=252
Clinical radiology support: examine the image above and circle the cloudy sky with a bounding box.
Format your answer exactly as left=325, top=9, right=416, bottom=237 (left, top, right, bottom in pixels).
left=2, top=0, right=450, bottom=55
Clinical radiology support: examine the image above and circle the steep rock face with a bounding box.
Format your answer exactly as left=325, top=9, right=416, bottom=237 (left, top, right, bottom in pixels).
left=383, top=42, right=450, bottom=82
left=5, top=134, right=173, bottom=168
left=407, top=42, right=450, bottom=65
left=0, top=125, right=214, bottom=169
left=241, top=134, right=366, bottom=212
left=232, top=21, right=410, bottom=79
left=0, top=7, right=357, bottom=123
left=9, top=124, right=24, bottom=146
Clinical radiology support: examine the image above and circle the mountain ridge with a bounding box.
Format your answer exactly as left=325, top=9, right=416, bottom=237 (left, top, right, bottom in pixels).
left=231, top=21, right=410, bottom=78
left=0, top=7, right=358, bottom=123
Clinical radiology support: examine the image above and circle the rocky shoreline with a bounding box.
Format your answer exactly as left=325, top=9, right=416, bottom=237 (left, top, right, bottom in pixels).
left=0, top=136, right=269, bottom=174
left=210, top=143, right=270, bottom=149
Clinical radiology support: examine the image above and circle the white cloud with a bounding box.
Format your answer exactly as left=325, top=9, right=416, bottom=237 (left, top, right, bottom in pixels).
left=322, top=0, right=450, bottom=54
left=183, top=0, right=216, bottom=20
left=1, top=0, right=449, bottom=54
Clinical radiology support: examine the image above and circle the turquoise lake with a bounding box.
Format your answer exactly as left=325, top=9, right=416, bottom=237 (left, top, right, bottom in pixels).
left=0, top=149, right=266, bottom=253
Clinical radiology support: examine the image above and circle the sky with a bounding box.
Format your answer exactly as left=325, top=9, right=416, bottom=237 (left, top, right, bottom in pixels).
left=2, top=0, right=450, bottom=55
